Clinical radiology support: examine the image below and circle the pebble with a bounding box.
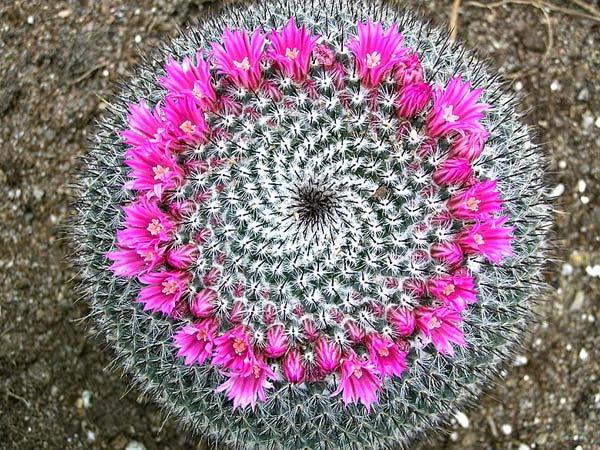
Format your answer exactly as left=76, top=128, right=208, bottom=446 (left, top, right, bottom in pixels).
left=570, top=291, right=584, bottom=311
left=501, top=424, right=513, bottom=435
left=586, top=265, right=600, bottom=277
left=518, top=445, right=531, bottom=450
left=548, top=183, right=564, bottom=197
left=76, top=390, right=92, bottom=409
left=134, top=35, right=142, bottom=44
left=576, top=87, right=590, bottom=101
left=579, top=348, right=589, bottom=362
left=577, top=180, right=586, bottom=193
left=125, top=442, right=146, bottom=450
left=580, top=196, right=590, bottom=205
left=454, top=411, right=470, bottom=428
left=561, top=263, right=573, bottom=276
left=550, top=80, right=561, bottom=92
left=514, top=355, right=528, bottom=366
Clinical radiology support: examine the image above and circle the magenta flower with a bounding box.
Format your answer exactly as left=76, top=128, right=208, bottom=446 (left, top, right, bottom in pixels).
left=347, top=21, right=407, bottom=87
left=366, top=334, right=408, bottom=378
left=213, top=326, right=254, bottom=371
left=211, top=28, right=265, bottom=90
left=396, top=82, right=432, bottom=118
left=426, top=76, right=489, bottom=138
left=394, top=53, right=424, bottom=86
left=264, top=325, right=289, bottom=358
left=173, top=318, right=219, bottom=365
left=267, top=18, right=319, bottom=80
left=282, top=349, right=306, bottom=383
left=124, top=144, right=184, bottom=200
left=314, top=338, right=341, bottom=373
left=428, top=273, right=478, bottom=312
left=333, top=351, right=382, bottom=410
left=387, top=306, right=416, bottom=336
left=106, top=245, right=164, bottom=277
left=163, top=96, right=209, bottom=145
left=416, top=307, right=466, bottom=356
left=449, top=127, right=489, bottom=160
left=122, top=101, right=166, bottom=149
left=116, top=198, right=174, bottom=251
left=190, top=288, right=217, bottom=318
left=216, top=355, right=274, bottom=410
left=137, top=270, right=189, bottom=316
left=160, top=53, right=216, bottom=109
left=166, top=244, right=198, bottom=270
left=459, top=216, right=514, bottom=264
left=433, top=157, right=473, bottom=186
left=431, top=242, right=464, bottom=267
left=448, top=180, right=503, bottom=220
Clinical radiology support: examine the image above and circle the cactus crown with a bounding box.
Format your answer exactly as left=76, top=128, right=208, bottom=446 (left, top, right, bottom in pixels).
left=72, top=0, right=552, bottom=448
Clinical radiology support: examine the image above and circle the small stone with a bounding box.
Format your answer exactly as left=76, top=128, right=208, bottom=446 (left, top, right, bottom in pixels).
left=501, top=423, right=513, bottom=435
left=582, top=112, right=594, bottom=128
left=450, top=431, right=459, bottom=441
left=576, top=87, right=590, bottom=101
left=78, top=390, right=92, bottom=409
left=558, top=160, right=567, bottom=169
left=57, top=8, right=72, bottom=18
left=570, top=291, right=584, bottom=311
left=561, top=263, right=573, bottom=276
left=125, top=442, right=146, bottom=450
left=580, top=196, right=590, bottom=205
left=577, top=179, right=586, bottom=193
left=454, top=411, right=470, bottom=428
left=586, top=265, right=600, bottom=277
left=86, top=430, right=96, bottom=442
left=514, top=81, right=523, bottom=91
left=32, top=187, right=44, bottom=201
left=596, top=117, right=600, bottom=128
left=550, top=80, right=561, bottom=91
left=514, top=355, right=528, bottom=366
left=579, top=348, right=589, bottom=362
left=27, top=15, right=34, bottom=24
left=548, top=183, right=564, bottom=197
left=134, top=35, right=142, bottom=44
left=518, top=445, right=531, bottom=450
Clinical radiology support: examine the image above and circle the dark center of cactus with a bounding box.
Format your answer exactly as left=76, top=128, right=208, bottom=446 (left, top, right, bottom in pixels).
left=291, top=182, right=339, bottom=231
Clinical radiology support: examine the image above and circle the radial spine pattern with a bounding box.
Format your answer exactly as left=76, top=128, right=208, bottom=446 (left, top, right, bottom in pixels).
left=72, top=0, right=553, bottom=448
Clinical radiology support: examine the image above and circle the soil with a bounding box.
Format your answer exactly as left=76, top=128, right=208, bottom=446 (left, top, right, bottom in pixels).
left=1, top=1, right=599, bottom=449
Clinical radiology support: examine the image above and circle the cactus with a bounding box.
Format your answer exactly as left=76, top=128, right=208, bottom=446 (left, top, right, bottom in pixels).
left=72, top=0, right=553, bottom=448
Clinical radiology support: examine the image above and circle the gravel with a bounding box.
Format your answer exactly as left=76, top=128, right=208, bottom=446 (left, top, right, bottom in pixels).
left=1, top=1, right=599, bottom=449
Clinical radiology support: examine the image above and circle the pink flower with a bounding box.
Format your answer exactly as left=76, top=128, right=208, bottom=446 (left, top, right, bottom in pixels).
left=213, top=326, right=254, bottom=371
left=166, top=244, right=198, bottom=269
left=106, top=245, right=164, bottom=277
left=216, top=355, right=274, bottom=410
left=163, top=96, right=209, bottom=145
left=160, top=53, right=216, bottom=109
left=431, top=241, right=464, bottom=267
left=264, top=325, right=288, bottom=358
left=124, top=144, right=184, bottom=200
left=449, top=127, right=489, bottom=159
left=426, top=76, right=489, bottom=138
left=122, top=101, right=166, bottom=149
left=433, top=157, right=473, bottom=186
left=267, top=18, right=319, bottom=80
left=314, top=338, right=341, bottom=373
left=116, top=198, right=174, bottom=250
left=347, top=21, right=407, bottom=87
left=282, top=349, right=306, bottom=383
left=366, top=334, right=408, bottom=378
left=396, top=82, right=432, bottom=118
left=211, top=28, right=265, bottom=90
left=173, top=318, right=218, bottom=365
left=416, top=307, right=466, bottom=356
left=448, top=180, right=503, bottom=220
left=190, top=288, right=217, bottom=318
left=459, top=216, right=514, bottom=264
left=387, top=306, right=416, bottom=336
left=333, top=351, right=382, bottom=410
left=137, top=270, right=189, bottom=315
left=395, top=53, right=424, bottom=85
left=428, top=273, right=478, bottom=312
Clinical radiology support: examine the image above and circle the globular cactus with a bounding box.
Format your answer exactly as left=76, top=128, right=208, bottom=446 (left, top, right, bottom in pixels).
left=72, top=0, right=553, bottom=448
